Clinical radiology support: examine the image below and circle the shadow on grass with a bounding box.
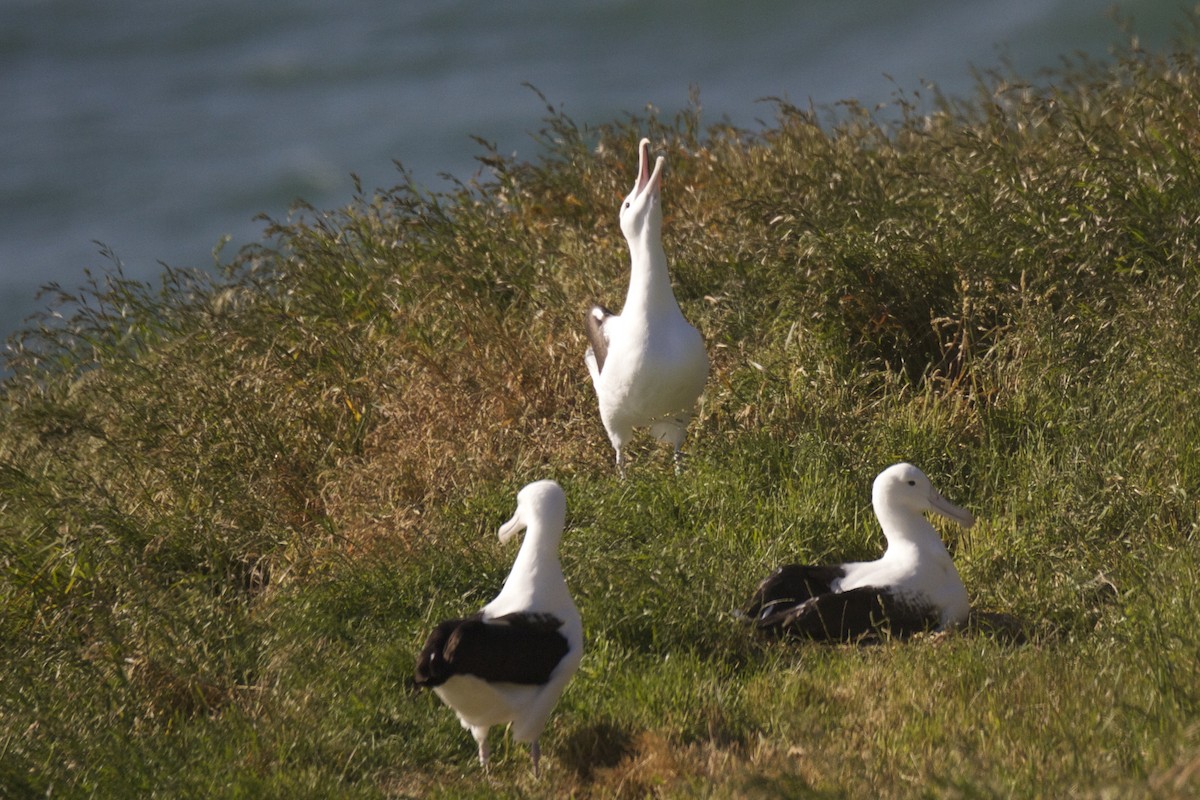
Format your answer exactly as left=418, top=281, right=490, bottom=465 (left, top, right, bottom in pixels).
left=965, top=610, right=1030, bottom=645
left=557, top=719, right=637, bottom=781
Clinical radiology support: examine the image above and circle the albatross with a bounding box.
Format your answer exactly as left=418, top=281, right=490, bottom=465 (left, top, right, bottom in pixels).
left=414, top=480, right=583, bottom=776
left=585, top=137, right=708, bottom=474
left=743, top=463, right=974, bottom=640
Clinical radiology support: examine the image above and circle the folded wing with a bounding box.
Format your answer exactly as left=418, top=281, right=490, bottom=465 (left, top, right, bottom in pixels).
left=755, top=586, right=939, bottom=640
left=742, top=564, right=845, bottom=621
left=415, top=612, right=570, bottom=688
left=584, top=305, right=615, bottom=375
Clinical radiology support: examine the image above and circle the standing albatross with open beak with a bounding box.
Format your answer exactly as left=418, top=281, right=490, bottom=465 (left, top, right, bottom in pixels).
left=585, top=138, right=708, bottom=475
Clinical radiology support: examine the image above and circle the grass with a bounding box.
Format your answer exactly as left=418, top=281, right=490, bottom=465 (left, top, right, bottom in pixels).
left=5, top=22, right=1200, bottom=799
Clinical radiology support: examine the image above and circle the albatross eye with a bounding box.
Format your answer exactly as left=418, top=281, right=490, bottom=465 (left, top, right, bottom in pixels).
left=907, top=480, right=916, bottom=486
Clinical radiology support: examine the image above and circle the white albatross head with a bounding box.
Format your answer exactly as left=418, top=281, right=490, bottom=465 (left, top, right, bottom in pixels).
left=618, top=138, right=665, bottom=244
left=497, top=479, right=568, bottom=545
left=872, top=462, right=975, bottom=531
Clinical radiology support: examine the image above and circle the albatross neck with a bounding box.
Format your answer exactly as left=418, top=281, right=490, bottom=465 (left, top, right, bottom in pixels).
left=875, top=505, right=946, bottom=558
left=623, top=232, right=680, bottom=317
left=500, top=521, right=566, bottom=604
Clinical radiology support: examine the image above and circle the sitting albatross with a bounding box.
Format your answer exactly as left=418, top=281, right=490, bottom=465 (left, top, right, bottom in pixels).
left=585, top=138, right=708, bottom=474
left=414, top=480, right=583, bottom=775
left=743, top=463, right=974, bottom=640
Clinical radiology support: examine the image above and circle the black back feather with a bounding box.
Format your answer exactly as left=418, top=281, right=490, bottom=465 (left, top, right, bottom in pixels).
left=414, top=612, right=569, bottom=688
left=742, top=564, right=845, bottom=621
left=756, top=586, right=939, bottom=641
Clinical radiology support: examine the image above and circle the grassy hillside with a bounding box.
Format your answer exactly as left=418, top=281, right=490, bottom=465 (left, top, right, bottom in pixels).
left=4, top=32, right=1200, bottom=799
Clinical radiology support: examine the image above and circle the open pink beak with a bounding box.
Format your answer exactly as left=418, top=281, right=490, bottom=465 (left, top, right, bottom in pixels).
left=633, top=138, right=664, bottom=198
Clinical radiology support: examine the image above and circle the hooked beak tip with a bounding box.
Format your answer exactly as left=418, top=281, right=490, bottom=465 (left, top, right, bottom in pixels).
left=497, top=513, right=521, bottom=543
left=947, top=505, right=975, bottom=529
left=930, top=491, right=975, bottom=529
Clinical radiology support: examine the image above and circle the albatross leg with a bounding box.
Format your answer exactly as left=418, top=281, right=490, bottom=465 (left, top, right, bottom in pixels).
left=651, top=420, right=688, bottom=474
left=472, top=727, right=490, bottom=772
left=530, top=739, right=541, bottom=777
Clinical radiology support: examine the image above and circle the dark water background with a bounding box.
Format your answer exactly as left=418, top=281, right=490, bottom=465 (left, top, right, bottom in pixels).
left=0, top=0, right=1182, bottom=342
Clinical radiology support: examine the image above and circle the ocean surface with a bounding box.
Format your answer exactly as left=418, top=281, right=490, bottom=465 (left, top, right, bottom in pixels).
left=0, top=0, right=1182, bottom=345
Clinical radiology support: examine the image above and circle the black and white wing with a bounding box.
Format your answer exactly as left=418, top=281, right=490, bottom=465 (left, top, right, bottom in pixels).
left=414, top=612, right=570, bottom=688
left=584, top=304, right=616, bottom=374
left=742, top=564, right=846, bottom=622
left=756, top=586, right=940, bottom=641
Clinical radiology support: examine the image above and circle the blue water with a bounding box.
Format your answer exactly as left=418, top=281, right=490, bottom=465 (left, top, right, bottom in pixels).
left=0, top=0, right=1181, bottom=342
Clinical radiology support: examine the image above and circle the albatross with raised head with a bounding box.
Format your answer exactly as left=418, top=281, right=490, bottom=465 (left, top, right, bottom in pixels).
left=414, top=480, right=583, bottom=775
left=743, top=463, right=974, bottom=640
left=585, top=138, right=708, bottom=474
